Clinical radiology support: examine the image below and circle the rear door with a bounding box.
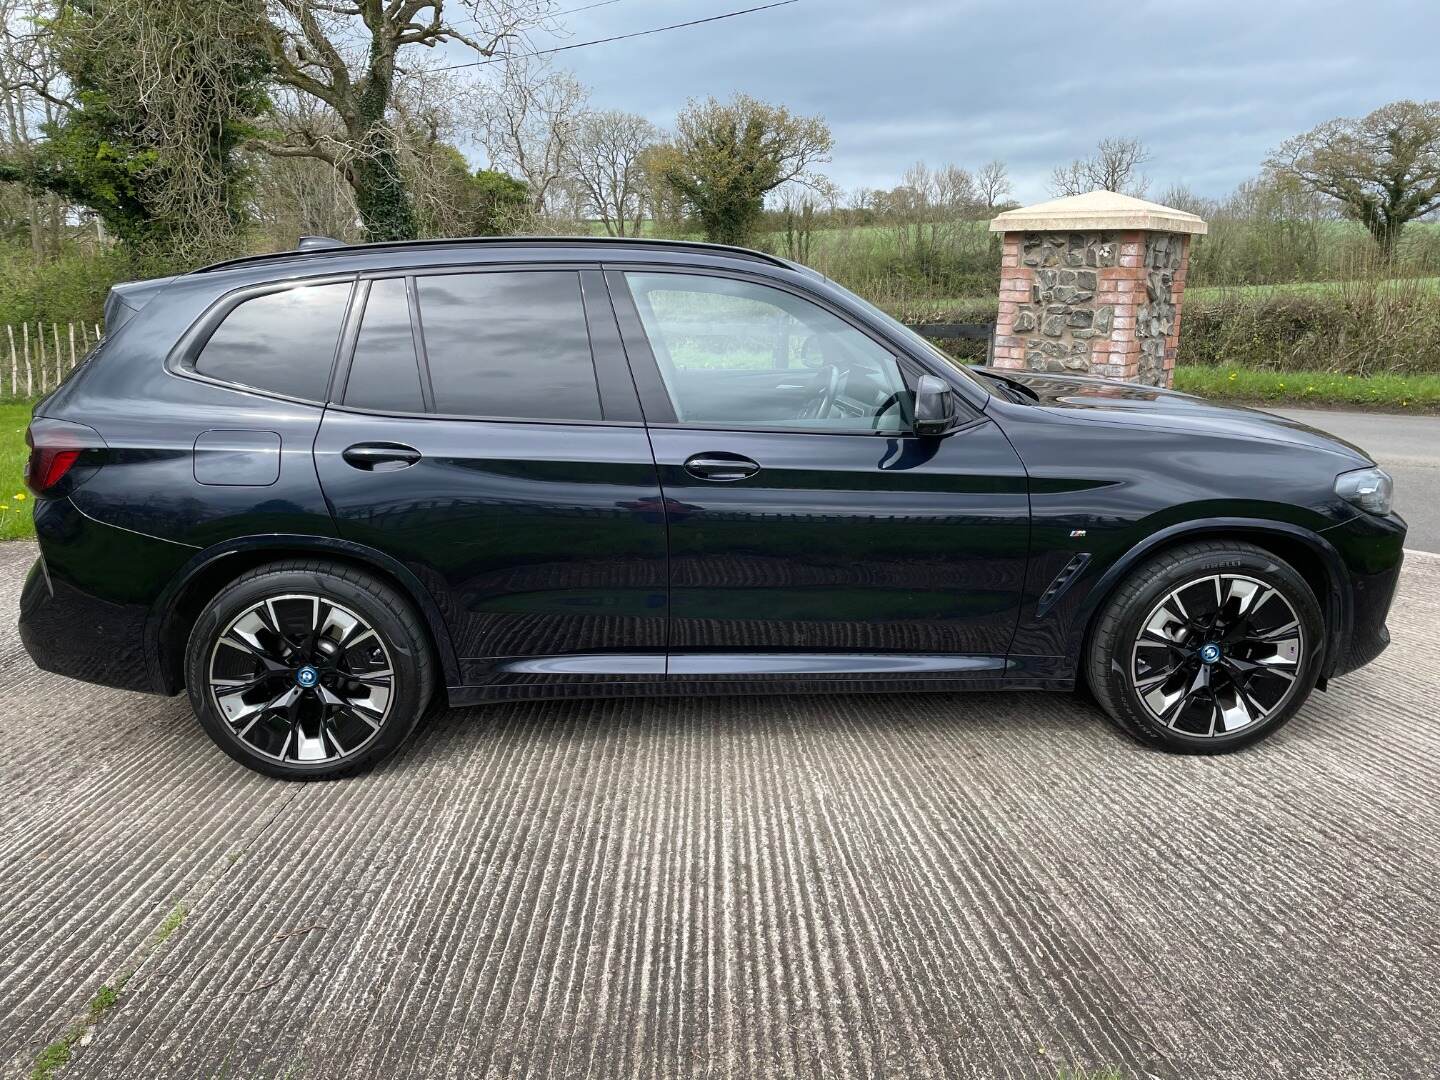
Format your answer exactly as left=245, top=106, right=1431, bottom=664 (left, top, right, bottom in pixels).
left=608, top=267, right=1030, bottom=680
left=313, top=266, right=669, bottom=686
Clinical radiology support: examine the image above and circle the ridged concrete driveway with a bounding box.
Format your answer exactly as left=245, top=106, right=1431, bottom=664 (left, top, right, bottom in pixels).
left=3, top=540, right=1439, bottom=1080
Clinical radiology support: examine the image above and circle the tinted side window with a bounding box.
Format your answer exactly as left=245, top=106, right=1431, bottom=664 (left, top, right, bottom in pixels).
left=416, top=271, right=600, bottom=420
left=345, top=279, right=424, bottom=413
left=195, top=282, right=351, bottom=401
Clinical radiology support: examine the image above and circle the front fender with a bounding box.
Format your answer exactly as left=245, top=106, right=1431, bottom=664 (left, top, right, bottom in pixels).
left=1063, top=517, right=1350, bottom=679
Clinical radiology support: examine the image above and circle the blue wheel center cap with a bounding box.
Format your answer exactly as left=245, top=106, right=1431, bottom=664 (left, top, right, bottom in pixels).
left=1198, top=643, right=1222, bottom=664
left=295, top=664, right=319, bottom=688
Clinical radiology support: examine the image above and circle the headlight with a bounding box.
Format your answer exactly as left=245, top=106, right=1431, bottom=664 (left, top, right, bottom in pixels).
left=1335, top=466, right=1393, bottom=515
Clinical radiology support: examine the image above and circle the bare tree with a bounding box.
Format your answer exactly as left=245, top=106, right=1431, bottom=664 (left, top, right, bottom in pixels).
left=1049, top=136, right=1151, bottom=197
left=1155, top=182, right=1214, bottom=218
left=1267, top=100, right=1440, bottom=255
left=248, top=90, right=357, bottom=244
left=778, top=184, right=817, bottom=262
left=887, top=161, right=978, bottom=257
left=561, top=107, right=656, bottom=236
left=478, top=56, right=586, bottom=218
left=252, top=67, right=477, bottom=247
left=975, top=159, right=1012, bottom=210
left=255, top=0, right=557, bottom=241
left=1, top=0, right=75, bottom=257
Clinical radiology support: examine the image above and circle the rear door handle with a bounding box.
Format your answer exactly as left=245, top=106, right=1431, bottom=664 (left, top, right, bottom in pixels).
left=683, top=452, right=760, bottom=482
left=341, top=443, right=422, bottom=471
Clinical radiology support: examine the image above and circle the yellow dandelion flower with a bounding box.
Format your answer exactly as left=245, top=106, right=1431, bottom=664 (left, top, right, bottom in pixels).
left=13, top=493, right=25, bottom=501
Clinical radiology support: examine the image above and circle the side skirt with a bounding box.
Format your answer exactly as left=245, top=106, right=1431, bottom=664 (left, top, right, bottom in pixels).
left=446, top=650, right=1074, bottom=707
left=445, top=678, right=1076, bottom=707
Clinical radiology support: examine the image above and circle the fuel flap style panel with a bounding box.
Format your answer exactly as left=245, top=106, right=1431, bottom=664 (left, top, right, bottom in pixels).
left=193, top=429, right=281, bottom=487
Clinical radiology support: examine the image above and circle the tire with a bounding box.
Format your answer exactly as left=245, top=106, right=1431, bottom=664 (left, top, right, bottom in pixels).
left=1086, top=540, right=1324, bottom=754
left=185, top=560, right=435, bottom=779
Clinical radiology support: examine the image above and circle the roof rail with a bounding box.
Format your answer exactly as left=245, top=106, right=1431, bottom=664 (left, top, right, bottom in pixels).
left=191, top=235, right=792, bottom=274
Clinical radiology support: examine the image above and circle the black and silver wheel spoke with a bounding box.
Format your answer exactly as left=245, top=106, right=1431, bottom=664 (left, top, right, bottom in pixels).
left=208, top=593, right=394, bottom=766
left=1130, top=572, right=1303, bottom=738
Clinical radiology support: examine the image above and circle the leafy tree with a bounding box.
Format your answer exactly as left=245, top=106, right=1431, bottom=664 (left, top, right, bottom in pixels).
left=653, top=94, right=831, bottom=246
left=466, top=167, right=528, bottom=234
left=1267, top=100, right=1440, bottom=256
left=0, top=0, right=270, bottom=263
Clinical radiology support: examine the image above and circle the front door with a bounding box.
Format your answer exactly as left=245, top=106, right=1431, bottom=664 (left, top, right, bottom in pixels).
left=609, top=268, right=1030, bottom=680
left=314, top=268, right=669, bottom=685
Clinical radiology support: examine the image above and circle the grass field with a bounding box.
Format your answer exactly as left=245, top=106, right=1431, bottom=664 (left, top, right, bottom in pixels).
left=1186, top=276, right=1440, bottom=303
left=0, top=402, right=31, bottom=540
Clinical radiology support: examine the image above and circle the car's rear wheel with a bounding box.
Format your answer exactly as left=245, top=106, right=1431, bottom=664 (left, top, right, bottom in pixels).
left=1086, top=541, right=1324, bottom=753
left=185, top=560, right=434, bottom=779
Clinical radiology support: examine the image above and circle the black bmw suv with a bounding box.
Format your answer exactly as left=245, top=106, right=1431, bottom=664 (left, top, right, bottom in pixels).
left=18, top=236, right=1405, bottom=777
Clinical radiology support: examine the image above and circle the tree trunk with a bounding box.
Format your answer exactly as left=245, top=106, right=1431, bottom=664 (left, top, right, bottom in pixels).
left=1369, top=216, right=1401, bottom=260
left=348, top=142, right=417, bottom=242
left=346, top=41, right=417, bottom=243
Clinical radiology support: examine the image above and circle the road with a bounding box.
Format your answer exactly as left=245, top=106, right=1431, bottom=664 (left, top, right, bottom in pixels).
left=3, top=541, right=1439, bottom=1080
left=1273, top=407, right=1440, bottom=552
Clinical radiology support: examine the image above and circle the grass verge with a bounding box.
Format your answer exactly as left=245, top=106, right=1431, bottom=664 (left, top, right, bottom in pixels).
left=0, top=401, right=33, bottom=539
left=1173, top=366, right=1440, bottom=411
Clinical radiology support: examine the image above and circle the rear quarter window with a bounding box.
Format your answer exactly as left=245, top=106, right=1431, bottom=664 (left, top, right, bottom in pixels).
left=193, top=281, right=352, bottom=401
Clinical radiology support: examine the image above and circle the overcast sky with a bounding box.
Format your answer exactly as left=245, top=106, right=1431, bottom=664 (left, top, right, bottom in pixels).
left=439, top=0, right=1440, bottom=205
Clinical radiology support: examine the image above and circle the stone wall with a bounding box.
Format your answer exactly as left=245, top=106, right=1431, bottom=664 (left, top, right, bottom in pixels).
left=1012, top=232, right=1115, bottom=374
left=993, top=229, right=1189, bottom=386
left=1136, top=232, right=1186, bottom=385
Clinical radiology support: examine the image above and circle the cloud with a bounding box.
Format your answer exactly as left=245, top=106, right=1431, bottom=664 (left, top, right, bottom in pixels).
left=443, top=0, right=1440, bottom=204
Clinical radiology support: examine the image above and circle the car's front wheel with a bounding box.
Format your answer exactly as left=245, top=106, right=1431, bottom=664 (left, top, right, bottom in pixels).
left=185, top=560, right=435, bottom=779
left=1086, top=540, right=1324, bottom=753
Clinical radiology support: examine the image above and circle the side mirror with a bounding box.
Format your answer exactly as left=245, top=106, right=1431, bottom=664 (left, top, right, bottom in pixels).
left=912, top=374, right=953, bottom=435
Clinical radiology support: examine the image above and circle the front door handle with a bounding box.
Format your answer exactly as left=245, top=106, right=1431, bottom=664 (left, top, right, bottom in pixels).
left=341, top=442, right=422, bottom=471
left=683, top=452, right=760, bottom=482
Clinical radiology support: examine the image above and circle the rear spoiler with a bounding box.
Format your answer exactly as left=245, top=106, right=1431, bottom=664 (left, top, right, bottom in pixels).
left=102, top=275, right=177, bottom=337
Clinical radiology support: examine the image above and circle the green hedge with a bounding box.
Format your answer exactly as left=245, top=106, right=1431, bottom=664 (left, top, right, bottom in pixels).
left=1178, top=279, right=1440, bottom=375
left=0, top=248, right=129, bottom=327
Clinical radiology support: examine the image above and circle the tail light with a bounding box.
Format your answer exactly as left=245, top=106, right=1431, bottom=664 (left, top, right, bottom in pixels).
left=24, top=418, right=106, bottom=498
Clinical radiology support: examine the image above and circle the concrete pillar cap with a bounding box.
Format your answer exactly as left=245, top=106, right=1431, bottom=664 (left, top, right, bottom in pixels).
left=990, top=191, right=1207, bottom=235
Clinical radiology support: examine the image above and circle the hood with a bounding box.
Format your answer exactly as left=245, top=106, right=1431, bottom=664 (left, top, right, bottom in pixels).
left=975, top=367, right=1374, bottom=464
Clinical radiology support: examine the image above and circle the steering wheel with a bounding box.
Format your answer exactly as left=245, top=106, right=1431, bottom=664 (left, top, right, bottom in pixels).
left=804, top=363, right=841, bottom=420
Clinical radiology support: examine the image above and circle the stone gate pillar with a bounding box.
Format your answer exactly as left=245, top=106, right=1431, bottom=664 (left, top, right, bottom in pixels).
left=988, top=192, right=1206, bottom=387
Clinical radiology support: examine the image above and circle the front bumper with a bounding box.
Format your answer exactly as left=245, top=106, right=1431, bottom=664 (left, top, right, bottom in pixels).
left=1322, top=511, right=1407, bottom=679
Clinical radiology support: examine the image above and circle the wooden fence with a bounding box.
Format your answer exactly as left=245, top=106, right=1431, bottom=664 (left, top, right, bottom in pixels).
left=2, top=322, right=104, bottom=399
left=908, top=321, right=995, bottom=364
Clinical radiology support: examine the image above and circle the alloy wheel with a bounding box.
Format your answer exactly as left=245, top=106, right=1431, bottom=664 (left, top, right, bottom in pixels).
left=1129, top=573, right=1304, bottom=738
left=207, top=593, right=394, bottom=765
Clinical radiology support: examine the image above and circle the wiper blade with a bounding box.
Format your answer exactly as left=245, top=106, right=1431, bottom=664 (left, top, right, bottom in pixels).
left=974, top=368, right=1039, bottom=404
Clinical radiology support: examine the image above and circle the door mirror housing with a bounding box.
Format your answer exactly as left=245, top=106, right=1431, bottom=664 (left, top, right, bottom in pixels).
left=912, top=374, right=953, bottom=435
